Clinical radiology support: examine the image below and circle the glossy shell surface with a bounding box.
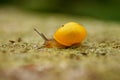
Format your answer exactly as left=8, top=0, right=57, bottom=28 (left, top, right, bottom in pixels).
left=53, top=22, right=87, bottom=46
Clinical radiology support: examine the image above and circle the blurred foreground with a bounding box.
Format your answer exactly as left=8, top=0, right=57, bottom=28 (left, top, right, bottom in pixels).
left=0, top=8, right=120, bottom=80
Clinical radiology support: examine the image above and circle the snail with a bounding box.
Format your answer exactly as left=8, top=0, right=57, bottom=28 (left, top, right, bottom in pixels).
left=34, top=22, right=87, bottom=48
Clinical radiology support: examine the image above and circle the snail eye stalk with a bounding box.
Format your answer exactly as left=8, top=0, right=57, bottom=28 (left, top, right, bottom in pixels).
left=34, top=28, right=48, bottom=41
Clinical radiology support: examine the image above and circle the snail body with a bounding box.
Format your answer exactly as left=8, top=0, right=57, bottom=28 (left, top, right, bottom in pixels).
left=44, top=39, right=66, bottom=48
left=34, top=22, right=87, bottom=48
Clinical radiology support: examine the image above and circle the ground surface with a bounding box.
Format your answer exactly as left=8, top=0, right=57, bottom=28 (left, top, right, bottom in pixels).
left=0, top=7, right=120, bottom=80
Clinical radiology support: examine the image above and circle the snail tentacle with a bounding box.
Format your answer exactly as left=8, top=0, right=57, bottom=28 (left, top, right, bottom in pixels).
left=34, top=28, right=48, bottom=41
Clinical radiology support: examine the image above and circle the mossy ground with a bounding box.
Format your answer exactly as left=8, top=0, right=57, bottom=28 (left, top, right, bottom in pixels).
left=0, top=7, right=120, bottom=80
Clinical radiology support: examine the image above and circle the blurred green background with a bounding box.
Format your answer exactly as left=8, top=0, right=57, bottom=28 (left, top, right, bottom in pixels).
left=0, top=0, right=120, bottom=21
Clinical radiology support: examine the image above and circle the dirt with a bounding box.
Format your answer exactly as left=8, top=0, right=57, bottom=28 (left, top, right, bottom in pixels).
left=0, top=7, right=120, bottom=80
